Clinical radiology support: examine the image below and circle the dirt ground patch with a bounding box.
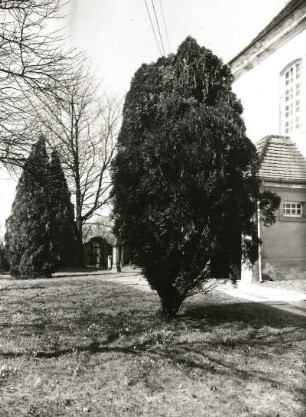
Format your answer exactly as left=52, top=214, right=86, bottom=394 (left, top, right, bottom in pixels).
left=0, top=273, right=305, bottom=417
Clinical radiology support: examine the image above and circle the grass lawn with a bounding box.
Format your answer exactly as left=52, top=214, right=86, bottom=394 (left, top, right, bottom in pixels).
left=0, top=272, right=305, bottom=417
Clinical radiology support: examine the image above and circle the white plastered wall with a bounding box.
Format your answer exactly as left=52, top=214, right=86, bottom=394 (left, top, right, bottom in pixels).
left=232, top=29, right=306, bottom=157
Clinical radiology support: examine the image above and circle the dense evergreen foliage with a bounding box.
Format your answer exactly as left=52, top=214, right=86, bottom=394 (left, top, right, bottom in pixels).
left=5, top=137, right=54, bottom=278
left=5, top=138, right=81, bottom=278
left=112, top=37, right=280, bottom=317
left=49, top=150, right=82, bottom=268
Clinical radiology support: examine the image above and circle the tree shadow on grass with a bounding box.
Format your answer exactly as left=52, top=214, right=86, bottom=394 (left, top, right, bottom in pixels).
left=181, top=299, right=306, bottom=329
left=1, top=301, right=305, bottom=400
left=1, top=280, right=306, bottom=405
left=2, top=298, right=306, bottom=351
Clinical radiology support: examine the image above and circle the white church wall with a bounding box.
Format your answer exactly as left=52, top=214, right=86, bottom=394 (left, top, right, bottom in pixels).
left=232, top=28, right=306, bottom=156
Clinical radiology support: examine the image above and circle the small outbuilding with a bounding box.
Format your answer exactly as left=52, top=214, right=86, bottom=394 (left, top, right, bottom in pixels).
left=83, top=236, right=112, bottom=269
left=256, top=135, right=306, bottom=280
left=229, top=0, right=306, bottom=282
left=82, top=220, right=123, bottom=270
left=82, top=220, right=114, bottom=269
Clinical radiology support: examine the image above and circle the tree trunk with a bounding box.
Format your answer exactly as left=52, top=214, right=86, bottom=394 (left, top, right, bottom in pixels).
left=156, top=285, right=184, bottom=318
left=75, top=217, right=84, bottom=266
left=74, top=127, right=83, bottom=263
left=76, top=218, right=83, bottom=244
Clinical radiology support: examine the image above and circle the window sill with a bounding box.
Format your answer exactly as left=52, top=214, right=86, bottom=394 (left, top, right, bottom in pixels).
left=279, top=216, right=306, bottom=222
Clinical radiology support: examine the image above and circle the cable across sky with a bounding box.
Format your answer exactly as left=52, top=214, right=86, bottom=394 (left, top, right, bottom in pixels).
left=143, top=0, right=170, bottom=56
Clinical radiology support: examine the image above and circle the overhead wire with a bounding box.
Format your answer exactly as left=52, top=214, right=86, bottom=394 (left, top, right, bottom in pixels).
left=150, top=0, right=166, bottom=55
left=143, top=0, right=163, bottom=56
left=158, top=0, right=171, bottom=52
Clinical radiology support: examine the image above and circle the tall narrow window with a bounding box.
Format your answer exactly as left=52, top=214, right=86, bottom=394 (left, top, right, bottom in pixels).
left=281, top=60, right=302, bottom=135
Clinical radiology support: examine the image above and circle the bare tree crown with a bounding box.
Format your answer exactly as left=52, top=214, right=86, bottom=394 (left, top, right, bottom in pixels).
left=0, top=0, right=73, bottom=166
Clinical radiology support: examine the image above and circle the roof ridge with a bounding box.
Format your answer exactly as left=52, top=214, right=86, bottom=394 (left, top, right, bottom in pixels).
left=257, top=135, right=274, bottom=167
left=229, top=0, right=306, bottom=66
left=247, top=0, right=305, bottom=48
left=257, top=135, right=306, bottom=183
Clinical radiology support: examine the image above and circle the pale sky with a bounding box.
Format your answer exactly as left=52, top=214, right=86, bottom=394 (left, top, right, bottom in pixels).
left=0, top=0, right=289, bottom=235
left=68, top=0, right=289, bottom=97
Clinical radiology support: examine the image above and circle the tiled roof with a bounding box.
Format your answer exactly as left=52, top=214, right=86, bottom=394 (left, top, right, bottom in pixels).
left=83, top=218, right=115, bottom=245
left=257, top=135, right=306, bottom=183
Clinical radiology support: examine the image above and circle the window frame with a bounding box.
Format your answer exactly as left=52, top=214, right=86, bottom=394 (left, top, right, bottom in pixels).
left=282, top=201, right=303, bottom=217
left=280, top=59, right=302, bottom=136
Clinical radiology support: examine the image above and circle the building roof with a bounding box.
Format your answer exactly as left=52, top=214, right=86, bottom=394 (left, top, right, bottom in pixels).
left=83, top=218, right=115, bottom=245
left=249, top=0, right=304, bottom=47
left=229, top=0, right=306, bottom=78
left=257, top=135, right=306, bottom=184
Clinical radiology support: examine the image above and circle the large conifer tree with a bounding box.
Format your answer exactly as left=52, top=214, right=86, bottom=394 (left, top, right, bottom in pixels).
left=112, top=37, right=280, bottom=317
left=5, top=137, right=56, bottom=278
left=5, top=138, right=81, bottom=278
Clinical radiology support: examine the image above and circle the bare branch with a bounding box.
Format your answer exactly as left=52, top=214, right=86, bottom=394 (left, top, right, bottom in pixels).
left=31, top=66, right=121, bottom=241
left=0, top=0, right=77, bottom=167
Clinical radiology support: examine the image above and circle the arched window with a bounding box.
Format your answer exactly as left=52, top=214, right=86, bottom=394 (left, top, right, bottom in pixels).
left=280, top=59, right=302, bottom=135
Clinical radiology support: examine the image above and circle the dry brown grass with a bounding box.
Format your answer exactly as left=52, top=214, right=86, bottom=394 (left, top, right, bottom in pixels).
left=0, top=272, right=305, bottom=417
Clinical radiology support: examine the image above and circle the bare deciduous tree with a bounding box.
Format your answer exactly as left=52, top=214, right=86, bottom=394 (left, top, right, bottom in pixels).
left=36, top=69, right=120, bottom=243
left=82, top=219, right=115, bottom=246
left=0, top=0, right=73, bottom=166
